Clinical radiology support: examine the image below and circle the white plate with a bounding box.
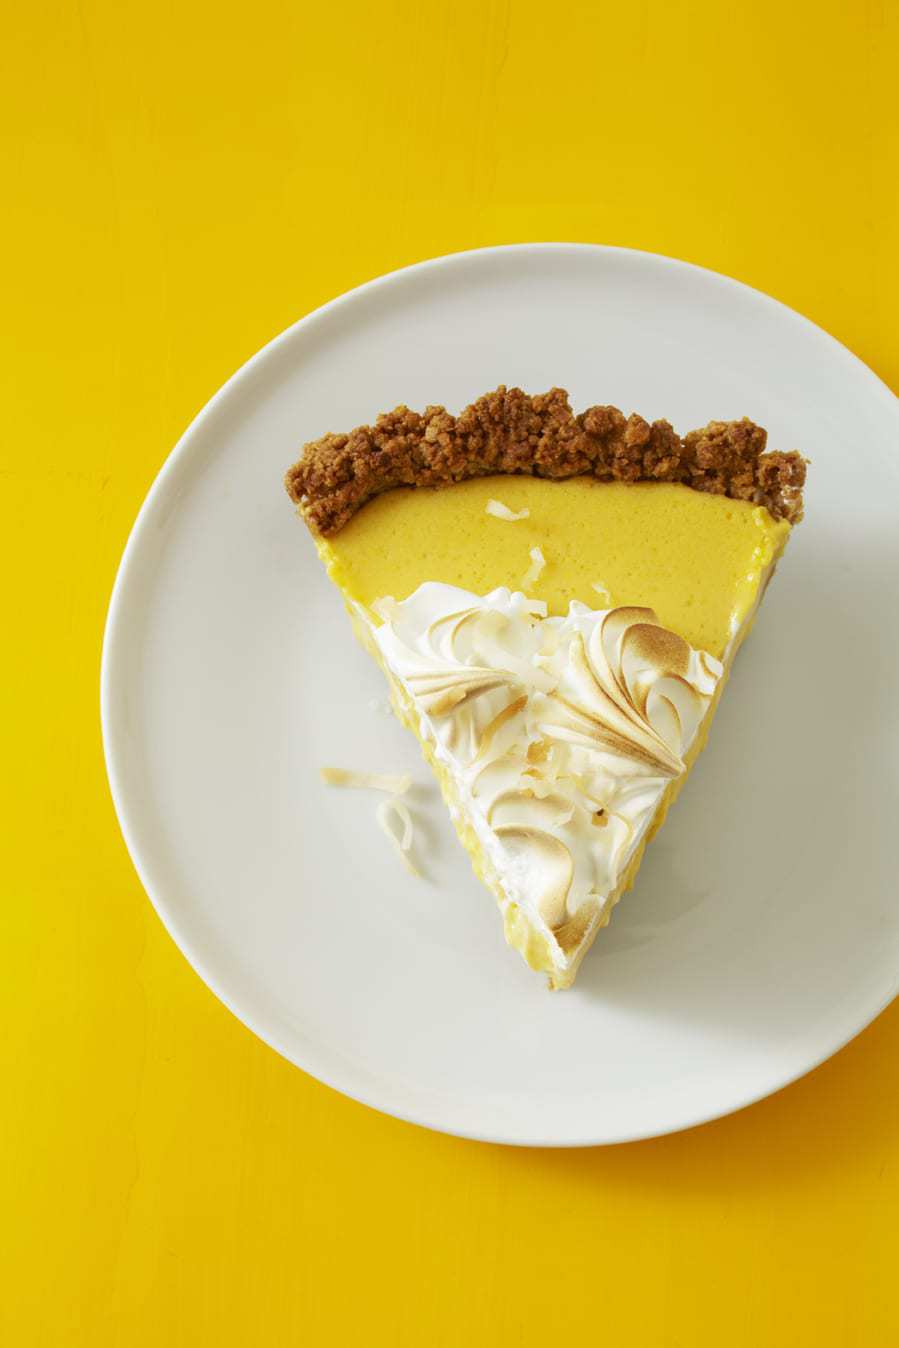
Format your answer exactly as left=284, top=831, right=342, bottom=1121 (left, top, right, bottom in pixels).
left=102, top=244, right=899, bottom=1146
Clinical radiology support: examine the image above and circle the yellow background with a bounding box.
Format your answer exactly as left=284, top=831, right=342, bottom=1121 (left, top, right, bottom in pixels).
left=2, top=1, right=897, bottom=1343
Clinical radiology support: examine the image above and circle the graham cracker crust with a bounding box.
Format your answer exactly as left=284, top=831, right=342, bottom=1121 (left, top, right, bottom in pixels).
left=285, top=386, right=806, bottom=536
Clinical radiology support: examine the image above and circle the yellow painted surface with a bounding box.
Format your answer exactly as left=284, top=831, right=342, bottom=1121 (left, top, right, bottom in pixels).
left=2, top=1, right=897, bottom=1344
left=321, top=476, right=789, bottom=657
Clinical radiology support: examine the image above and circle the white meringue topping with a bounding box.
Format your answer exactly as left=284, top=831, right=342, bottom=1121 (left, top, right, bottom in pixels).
left=370, top=584, right=721, bottom=961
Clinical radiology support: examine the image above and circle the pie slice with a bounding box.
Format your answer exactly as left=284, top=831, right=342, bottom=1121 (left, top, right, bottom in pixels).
left=285, top=387, right=806, bottom=988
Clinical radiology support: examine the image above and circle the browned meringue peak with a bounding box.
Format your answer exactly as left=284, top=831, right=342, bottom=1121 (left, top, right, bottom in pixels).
left=487, top=788, right=575, bottom=831
left=539, top=606, right=713, bottom=779
left=546, top=631, right=684, bottom=778
left=494, top=825, right=574, bottom=929
left=406, top=666, right=517, bottom=718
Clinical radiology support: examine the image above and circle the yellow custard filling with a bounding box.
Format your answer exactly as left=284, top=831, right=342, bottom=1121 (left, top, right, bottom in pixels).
left=317, top=476, right=789, bottom=659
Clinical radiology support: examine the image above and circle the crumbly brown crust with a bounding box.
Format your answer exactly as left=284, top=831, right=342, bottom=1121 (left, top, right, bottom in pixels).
left=284, top=386, right=806, bottom=536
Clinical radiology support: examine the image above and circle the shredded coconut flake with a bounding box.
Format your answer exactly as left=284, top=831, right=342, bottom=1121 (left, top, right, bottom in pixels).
left=376, top=798, right=420, bottom=876
left=486, top=498, right=530, bottom=522
left=521, top=546, right=546, bottom=590
left=591, top=582, right=612, bottom=607
left=320, top=767, right=412, bottom=794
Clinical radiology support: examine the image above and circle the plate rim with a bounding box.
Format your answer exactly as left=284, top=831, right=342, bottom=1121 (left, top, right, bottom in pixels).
left=101, top=242, right=899, bottom=1147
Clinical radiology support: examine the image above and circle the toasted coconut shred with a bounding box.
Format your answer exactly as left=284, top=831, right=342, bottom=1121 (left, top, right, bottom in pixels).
left=320, top=767, right=412, bottom=794
left=376, top=798, right=420, bottom=876
left=485, top=498, right=530, bottom=522
left=521, top=546, right=546, bottom=590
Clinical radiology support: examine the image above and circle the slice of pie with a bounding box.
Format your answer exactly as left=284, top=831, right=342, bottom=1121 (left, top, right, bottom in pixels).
left=285, top=387, right=806, bottom=988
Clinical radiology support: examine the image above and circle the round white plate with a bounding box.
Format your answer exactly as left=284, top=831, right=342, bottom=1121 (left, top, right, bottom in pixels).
left=102, top=244, right=899, bottom=1146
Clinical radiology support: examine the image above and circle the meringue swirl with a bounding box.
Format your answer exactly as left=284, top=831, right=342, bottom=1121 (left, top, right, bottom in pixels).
left=372, top=584, right=721, bottom=954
